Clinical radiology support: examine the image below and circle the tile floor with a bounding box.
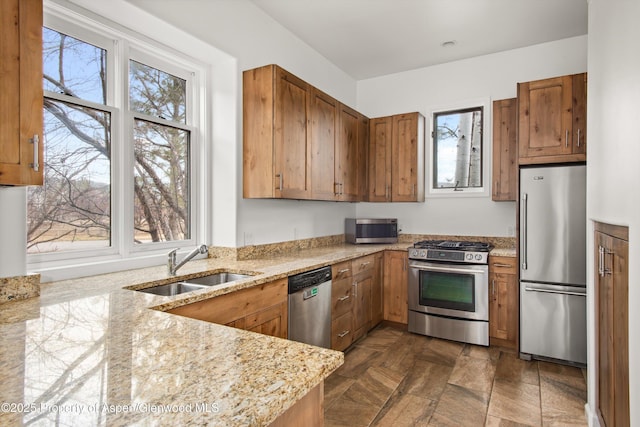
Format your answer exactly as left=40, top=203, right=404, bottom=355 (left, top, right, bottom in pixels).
left=324, top=324, right=587, bottom=427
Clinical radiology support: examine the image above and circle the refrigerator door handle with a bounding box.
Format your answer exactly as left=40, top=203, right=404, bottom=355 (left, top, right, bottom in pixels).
left=524, top=284, right=586, bottom=297
left=521, top=193, right=528, bottom=270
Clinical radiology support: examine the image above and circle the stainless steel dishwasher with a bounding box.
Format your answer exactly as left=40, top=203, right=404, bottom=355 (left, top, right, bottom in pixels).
left=288, top=266, right=332, bottom=348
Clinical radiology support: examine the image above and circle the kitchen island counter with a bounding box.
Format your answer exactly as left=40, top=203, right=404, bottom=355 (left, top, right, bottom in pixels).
left=0, top=243, right=412, bottom=426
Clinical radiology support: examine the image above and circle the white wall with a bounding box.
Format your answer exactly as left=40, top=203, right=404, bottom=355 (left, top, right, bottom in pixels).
left=355, top=36, right=588, bottom=237
left=125, top=0, right=359, bottom=246
left=586, top=1, right=639, bottom=425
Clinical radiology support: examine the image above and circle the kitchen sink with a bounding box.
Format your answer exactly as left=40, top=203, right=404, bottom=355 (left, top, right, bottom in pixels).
left=183, top=272, right=253, bottom=286
left=133, top=270, right=257, bottom=296
left=137, top=282, right=208, bottom=296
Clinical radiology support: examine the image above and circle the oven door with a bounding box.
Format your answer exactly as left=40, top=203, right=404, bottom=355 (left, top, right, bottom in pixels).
left=408, top=260, right=489, bottom=321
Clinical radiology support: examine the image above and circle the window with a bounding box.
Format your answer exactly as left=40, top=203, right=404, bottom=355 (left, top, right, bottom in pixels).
left=431, top=106, right=484, bottom=193
left=28, top=9, right=204, bottom=276
left=129, top=59, right=191, bottom=244
left=29, top=28, right=112, bottom=253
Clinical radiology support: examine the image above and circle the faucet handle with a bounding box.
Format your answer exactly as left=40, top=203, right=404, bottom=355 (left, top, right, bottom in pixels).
left=168, top=248, right=178, bottom=275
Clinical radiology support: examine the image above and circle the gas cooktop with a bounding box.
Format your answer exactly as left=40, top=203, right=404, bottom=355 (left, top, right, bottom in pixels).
left=409, top=240, right=493, bottom=264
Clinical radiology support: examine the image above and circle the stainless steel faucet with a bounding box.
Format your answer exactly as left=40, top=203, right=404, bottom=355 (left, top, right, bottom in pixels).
left=168, top=244, right=208, bottom=276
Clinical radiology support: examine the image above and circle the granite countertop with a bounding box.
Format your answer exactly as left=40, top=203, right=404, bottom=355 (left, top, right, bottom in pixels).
left=0, top=243, right=410, bottom=426
left=0, top=240, right=515, bottom=426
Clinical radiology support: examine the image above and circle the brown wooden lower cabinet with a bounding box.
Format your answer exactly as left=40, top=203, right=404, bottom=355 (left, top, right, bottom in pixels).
left=595, top=222, right=629, bottom=427
left=330, top=254, right=379, bottom=351
left=269, top=382, right=323, bottom=427
left=371, top=252, right=384, bottom=327
left=383, top=250, right=408, bottom=324
left=167, top=278, right=288, bottom=339
left=488, top=256, right=518, bottom=349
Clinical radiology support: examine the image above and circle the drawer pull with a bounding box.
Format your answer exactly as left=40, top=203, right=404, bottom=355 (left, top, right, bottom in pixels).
left=360, top=261, right=371, bottom=267
left=338, top=330, right=350, bottom=338
left=338, top=268, right=350, bottom=274
left=338, top=295, right=350, bottom=302
left=493, top=263, right=513, bottom=268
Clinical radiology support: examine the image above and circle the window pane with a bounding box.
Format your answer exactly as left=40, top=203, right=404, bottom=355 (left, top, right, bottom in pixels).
left=42, top=27, right=107, bottom=104
left=133, top=119, right=189, bottom=244
left=129, top=60, right=186, bottom=124
left=433, top=107, right=483, bottom=189
left=28, top=99, right=111, bottom=253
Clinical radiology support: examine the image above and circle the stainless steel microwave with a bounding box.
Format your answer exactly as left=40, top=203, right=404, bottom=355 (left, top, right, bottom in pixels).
left=345, top=218, right=398, bottom=244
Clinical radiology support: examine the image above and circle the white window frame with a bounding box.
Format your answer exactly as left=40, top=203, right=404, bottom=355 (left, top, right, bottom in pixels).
left=28, top=2, right=208, bottom=281
left=426, top=97, right=491, bottom=198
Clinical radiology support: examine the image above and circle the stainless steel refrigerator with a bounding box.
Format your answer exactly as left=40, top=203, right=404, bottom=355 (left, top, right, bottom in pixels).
left=519, top=164, right=587, bottom=365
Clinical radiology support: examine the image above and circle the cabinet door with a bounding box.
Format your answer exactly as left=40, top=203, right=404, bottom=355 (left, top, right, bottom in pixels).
left=383, top=250, right=408, bottom=324
left=572, top=73, right=587, bottom=156
left=245, top=302, right=288, bottom=339
left=518, top=75, right=577, bottom=162
left=371, top=252, right=384, bottom=327
left=0, top=0, right=43, bottom=186
left=167, top=279, right=287, bottom=329
left=274, top=67, right=311, bottom=199
left=492, top=98, right=517, bottom=201
left=489, top=256, right=518, bottom=348
left=368, top=116, right=393, bottom=202
left=309, top=88, right=338, bottom=200
left=352, top=272, right=372, bottom=342
left=335, top=103, right=360, bottom=201
left=357, top=113, right=369, bottom=200
left=596, top=231, right=614, bottom=427
left=392, top=113, right=424, bottom=202
left=595, top=224, right=629, bottom=427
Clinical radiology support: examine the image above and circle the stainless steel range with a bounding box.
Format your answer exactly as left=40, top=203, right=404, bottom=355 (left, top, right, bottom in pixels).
left=408, top=240, right=493, bottom=346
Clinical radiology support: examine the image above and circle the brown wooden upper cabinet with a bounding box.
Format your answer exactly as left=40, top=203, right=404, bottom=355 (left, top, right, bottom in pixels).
left=243, top=65, right=311, bottom=199
left=492, top=98, right=517, bottom=201
left=0, top=0, right=43, bottom=186
left=368, top=112, right=425, bottom=202
left=243, top=64, right=368, bottom=201
left=518, top=73, right=587, bottom=164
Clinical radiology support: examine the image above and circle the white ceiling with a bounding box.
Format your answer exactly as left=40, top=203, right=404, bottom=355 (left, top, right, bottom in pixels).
left=249, top=0, right=588, bottom=79
left=124, top=0, right=588, bottom=80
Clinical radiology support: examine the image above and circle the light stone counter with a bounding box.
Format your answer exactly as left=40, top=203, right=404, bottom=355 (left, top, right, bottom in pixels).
left=0, top=239, right=514, bottom=426
left=0, top=243, right=412, bottom=426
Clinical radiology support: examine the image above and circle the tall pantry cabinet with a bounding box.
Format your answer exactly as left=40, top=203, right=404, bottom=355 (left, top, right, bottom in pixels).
left=0, top=0, right=43, bottom=186
left=594, top=222, right=629, bottom=427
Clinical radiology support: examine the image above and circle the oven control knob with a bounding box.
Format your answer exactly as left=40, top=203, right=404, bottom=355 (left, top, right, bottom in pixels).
left=420, top=250, right=427, bottom=258
left=466, top=253, right=473, bottom=260
left=475, top=254, right=482, bottom=260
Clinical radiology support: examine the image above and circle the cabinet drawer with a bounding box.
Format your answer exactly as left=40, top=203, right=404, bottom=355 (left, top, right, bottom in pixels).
left=332, top=277, right=353, bottom=319
left=489, top=256, right=517, bottom=274
left=352, top=255, right=375, bottom=275
left=332, top=260, right=352, bottom=281
left=331, top=312, right=353, bottom=351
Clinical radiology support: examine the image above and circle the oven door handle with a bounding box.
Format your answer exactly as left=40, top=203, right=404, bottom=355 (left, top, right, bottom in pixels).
left=409, top=263, right=487, bottom=275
